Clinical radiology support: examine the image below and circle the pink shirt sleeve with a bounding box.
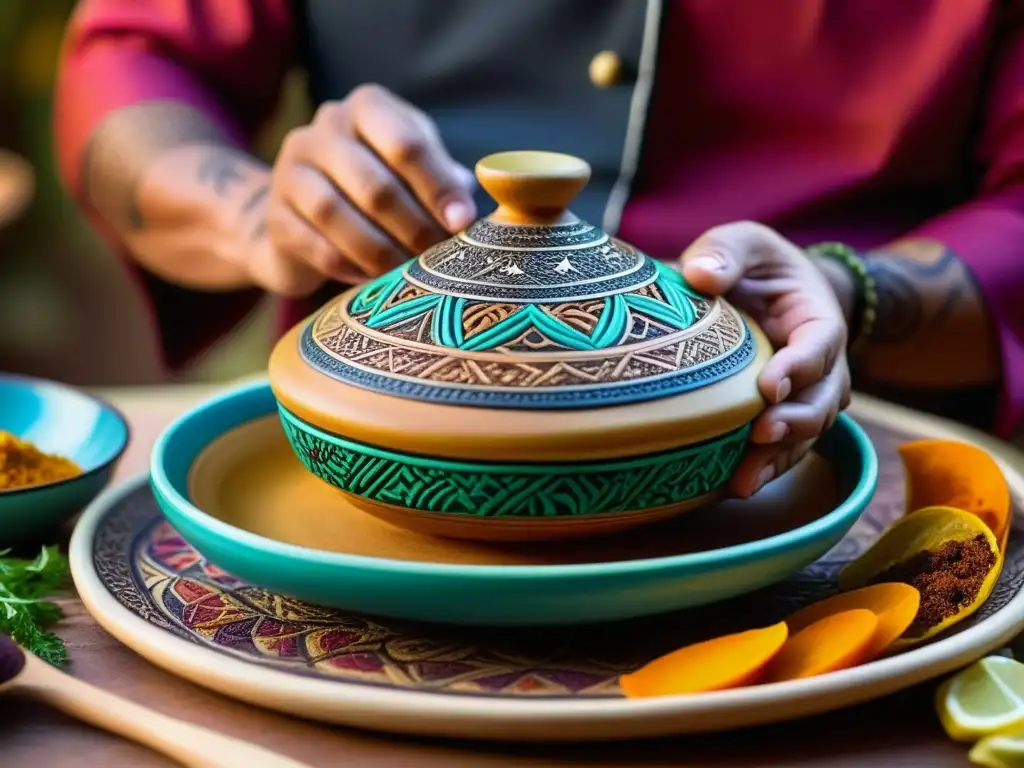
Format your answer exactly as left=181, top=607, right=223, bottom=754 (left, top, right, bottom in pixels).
left=53, top=0, right=295, bottom=370
left=907, top=11, right=1024, bottom=439
left=55, top=0, right=294, bottom=197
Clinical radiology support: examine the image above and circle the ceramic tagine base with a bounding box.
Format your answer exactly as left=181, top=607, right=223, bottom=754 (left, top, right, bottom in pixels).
left=145, top=381, right=875, bottom=626
left=269, top=151, right=772, bottom=542
left=344, top=491, right=726, bottom=541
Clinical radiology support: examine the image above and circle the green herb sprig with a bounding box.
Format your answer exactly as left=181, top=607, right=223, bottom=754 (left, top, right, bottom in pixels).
left=0, top=545, right=69, bottom=666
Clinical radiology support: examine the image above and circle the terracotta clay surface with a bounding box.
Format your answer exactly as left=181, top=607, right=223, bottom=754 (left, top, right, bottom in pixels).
left=270, top=315, right=770, bottom=463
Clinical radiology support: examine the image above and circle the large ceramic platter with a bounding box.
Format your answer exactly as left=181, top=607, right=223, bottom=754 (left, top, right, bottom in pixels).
left=69, top=397, right=1024, bottom=741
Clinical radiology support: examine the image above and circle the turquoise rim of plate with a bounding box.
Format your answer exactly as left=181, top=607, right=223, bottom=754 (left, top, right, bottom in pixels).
left=149, top=380, right=878, bottom=579
left=0, top=373, right=130, bottom=499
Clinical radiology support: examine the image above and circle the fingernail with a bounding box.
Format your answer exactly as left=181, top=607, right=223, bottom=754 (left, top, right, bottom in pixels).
left=766, top=421, right=788, bottom=443
left=443, top=201, right=474, bottom=232
left=689, top=250, right=728, bottom=272
left=754, top=465, right=776, bottom=492
left=776, top=378, right=792, bottom=403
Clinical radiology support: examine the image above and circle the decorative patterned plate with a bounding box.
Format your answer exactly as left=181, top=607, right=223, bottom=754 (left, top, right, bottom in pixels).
left=70, top=398, right=1024, bottom=741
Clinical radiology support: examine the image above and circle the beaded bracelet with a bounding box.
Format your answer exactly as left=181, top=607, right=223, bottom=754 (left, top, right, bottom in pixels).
left=807, top=242, right=878, bottom=351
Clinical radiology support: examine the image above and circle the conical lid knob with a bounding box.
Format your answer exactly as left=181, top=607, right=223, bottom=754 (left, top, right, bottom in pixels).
left=475, top=151, right=590, bottom=225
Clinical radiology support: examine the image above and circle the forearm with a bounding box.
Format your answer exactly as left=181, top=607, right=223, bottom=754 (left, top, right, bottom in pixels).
left=858, top=239, right=1000, bottom=387
left=814, top=238, right=1001, bottom=427
left=83, top=101, right=269, bottom=291
left=816, top=239, right=998, bottom=386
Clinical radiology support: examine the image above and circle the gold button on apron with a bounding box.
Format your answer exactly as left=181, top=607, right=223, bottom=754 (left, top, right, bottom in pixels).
left=589, top=50, right=623, bottom=89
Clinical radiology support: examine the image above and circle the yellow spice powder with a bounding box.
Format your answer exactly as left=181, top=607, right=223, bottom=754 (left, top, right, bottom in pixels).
left=0, top=430, right=82, bottom=491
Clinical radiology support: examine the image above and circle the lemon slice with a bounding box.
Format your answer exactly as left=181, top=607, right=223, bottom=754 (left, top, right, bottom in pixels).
left=971, top=731, right=1024, bottom=768
left=937, top=656, right=1024, bottom=742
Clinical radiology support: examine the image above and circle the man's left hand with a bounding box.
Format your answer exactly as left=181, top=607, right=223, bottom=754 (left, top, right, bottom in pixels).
left=681, top=221, right=852, bottom=498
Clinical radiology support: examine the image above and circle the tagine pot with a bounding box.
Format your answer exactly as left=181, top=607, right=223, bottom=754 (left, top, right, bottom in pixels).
left=269, top=151, right=771, bottom=541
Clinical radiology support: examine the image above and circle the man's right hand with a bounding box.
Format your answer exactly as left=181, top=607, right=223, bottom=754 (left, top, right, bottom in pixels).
left=251, top=84, right=477, bottom=298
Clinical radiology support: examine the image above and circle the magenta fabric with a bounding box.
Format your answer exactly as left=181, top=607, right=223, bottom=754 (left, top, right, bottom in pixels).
left=53, top=0, right=294, bottom=370
left=54, top=0, right=1024, bottom=437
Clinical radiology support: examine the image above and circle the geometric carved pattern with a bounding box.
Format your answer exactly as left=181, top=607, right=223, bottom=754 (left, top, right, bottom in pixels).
left=302, top=216, right=756, bottom=409
left=278, top=407, right=750, bottom=517
left=407, top=218, right=654, bottom=301
left=350, top=259, right=706, bottom=352
left=302, top=300, right=754, bottom=409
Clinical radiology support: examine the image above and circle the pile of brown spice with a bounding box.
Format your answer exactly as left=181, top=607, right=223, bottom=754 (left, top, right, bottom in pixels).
left=869, top=534, right=996, bottom=637
left=0, top=430, right=82, bottom=491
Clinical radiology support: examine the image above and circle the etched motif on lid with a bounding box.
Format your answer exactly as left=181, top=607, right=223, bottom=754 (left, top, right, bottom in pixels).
left=300, top=151, right=755, bottom=409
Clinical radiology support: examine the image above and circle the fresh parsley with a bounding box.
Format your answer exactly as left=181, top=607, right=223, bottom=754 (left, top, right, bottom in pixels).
left=0, top=545, right=68, bottom=666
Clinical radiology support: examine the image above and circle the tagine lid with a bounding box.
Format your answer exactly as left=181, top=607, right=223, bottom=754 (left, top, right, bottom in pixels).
left=270, top=151, right=771, bottom=462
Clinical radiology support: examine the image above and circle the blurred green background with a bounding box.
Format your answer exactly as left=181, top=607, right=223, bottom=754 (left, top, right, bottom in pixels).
left=0, top=2, right=310, bottom=386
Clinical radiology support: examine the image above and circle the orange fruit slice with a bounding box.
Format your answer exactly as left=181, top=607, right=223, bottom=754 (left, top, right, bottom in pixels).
left=785, top=582, right=920, bottom=660
left=619, top=622, right=788, bottom=698
left=762, top=609, right=878, bottom=683
left=899, top=439, right=1011, bottom=546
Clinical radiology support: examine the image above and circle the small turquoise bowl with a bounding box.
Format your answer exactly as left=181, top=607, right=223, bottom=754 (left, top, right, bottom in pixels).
left=0, top=375, right=129, bottom=547
left=150, top=381, right=878, bottom=627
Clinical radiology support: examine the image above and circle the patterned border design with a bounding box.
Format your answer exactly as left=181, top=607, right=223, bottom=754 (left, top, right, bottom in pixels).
left=351, top=263, right=705, bottom=351
left=300, top=315, right=755, bottom=410
left=405, top=255, right=657, bottom=302
left=297, top=214, right=757, bottom=409
left=463, top=218, right=603, bottom=248
left=278, top=408, right=750, bottom=517
left=89, top=423, right=1024, bottom=699
left=408, top=218, right=649, bottom=301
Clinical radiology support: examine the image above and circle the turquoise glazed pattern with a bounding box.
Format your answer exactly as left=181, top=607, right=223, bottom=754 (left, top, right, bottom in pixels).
left=149, top=382, right=878, bottom=626
left=302, top=217, right=756, bottom=409
left=352, top=258, right=702, bottom=349
left=0, top=375, right=129, bottom=546
left=277, top=406, right=750, bottom=518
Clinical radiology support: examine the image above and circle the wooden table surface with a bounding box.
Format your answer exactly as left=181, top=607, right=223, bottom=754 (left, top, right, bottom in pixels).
left=2, top=382, right=1012, bottom=767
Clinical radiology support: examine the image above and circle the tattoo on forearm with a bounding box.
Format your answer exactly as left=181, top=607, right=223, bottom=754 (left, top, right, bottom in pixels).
left=241, top=184, right=269, bottom=213
left=197, top=152, right=246, bottom=196
left=82, top=101, right=227, bottom=230
left=864, top=243, right=968, bottom=345
left=238, top=183, right=270, bottom=243
left=864, top=260, right=923, bottom=343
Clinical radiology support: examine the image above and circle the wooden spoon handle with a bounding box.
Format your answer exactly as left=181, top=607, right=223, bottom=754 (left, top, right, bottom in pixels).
left=15, top=654, right=310, bottom=768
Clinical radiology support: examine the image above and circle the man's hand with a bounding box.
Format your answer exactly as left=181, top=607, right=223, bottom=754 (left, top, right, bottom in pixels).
left=254, top=84, right=477, bottom=297
left=681, top=221, right=852, bottom=498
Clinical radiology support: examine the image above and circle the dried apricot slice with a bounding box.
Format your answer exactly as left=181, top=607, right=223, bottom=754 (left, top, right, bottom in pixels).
left=785, top=583, right=920, bottom=661
left=619, top=622, right=788, bottom=698
left=761, top=610, right=878, bottom=683
left=899, top=439, right=1010, bottom=545
left=838, top=506, right=1002, bottom=645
